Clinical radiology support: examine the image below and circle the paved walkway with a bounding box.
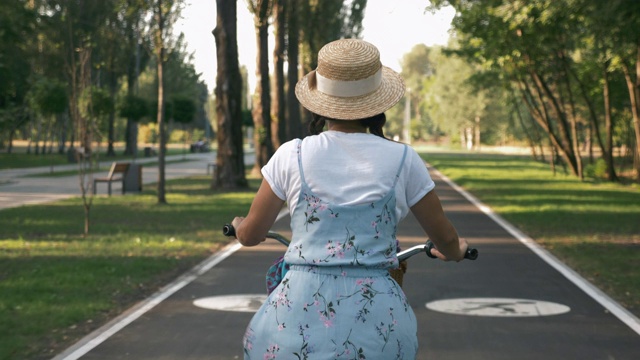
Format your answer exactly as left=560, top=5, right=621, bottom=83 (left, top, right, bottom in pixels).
left=0, top=152, right=253, bottom=210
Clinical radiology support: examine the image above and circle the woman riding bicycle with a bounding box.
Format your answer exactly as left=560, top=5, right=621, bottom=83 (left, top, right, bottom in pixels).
left=231, top=38, right=470, bottom=359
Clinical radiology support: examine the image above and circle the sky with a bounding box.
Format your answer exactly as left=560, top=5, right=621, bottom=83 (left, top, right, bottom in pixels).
left=175, top=0, right=455, bottom=92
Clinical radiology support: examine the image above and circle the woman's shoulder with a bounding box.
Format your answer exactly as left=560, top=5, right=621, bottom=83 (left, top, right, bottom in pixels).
left=366, top=137, right=414, bottom=154
left=275, top=138, right=302, bottom=154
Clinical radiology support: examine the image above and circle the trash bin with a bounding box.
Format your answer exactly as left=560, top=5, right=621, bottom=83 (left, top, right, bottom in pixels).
left=67, top=148, right=78, bottom=163
left=123, top=163, right=142, bottom=192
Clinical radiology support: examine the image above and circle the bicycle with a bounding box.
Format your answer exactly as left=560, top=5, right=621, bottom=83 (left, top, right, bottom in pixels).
left=222, top=224, right=478, bottom=290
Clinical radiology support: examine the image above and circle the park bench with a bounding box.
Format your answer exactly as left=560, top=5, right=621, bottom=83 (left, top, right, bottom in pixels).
left=93, top=162, right=130, bottom=196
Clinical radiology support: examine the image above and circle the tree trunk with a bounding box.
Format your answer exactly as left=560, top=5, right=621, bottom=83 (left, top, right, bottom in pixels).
left=272, top=0, right=286, bottom=147
left=35, top=117, right=42, bottom=155
left=474, top=116, right=480, bottom=151
left=124, top=19, right=141, bottom=157
left=603, top=62, right=619, bottom=181
left=84, top=204, right=90, bottom=236
left=107, top=71, right=118, bottom=156
left=251, top=1, right=274, bottom=177
left=568, top=61, right=610, bottom=174
left=511, top=95, right=539, bottom=160
left=550, top=142, right=557, bottom=176
left=212, top=0, right=247, bottom=189
left=286, top=0, right=302, bottom=140
left=57, top=112, right=67, bottom=154
left=529, top=70, right=578, bottom=175
left=8, top=125, right=15, bottom=154
left=620, top=41, right=640, bottom=182
left=71, top=46, right=95, bottom=236
left=522, top=73, right=578, bottom=176
left=584, top=123, right=604, bottom=164
left=155, top=0, right=167, bottom=204
left=559, top=53, right=583, bottom=179
left=125, top=119, right=138, bottom=156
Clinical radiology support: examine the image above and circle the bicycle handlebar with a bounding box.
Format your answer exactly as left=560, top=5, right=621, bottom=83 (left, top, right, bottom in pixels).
left=223, top=224, right=478, bottom=261
left=222, top=224, right=290, bottom=246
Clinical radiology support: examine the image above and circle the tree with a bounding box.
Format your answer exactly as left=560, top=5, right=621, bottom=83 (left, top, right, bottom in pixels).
left=285, top=0, right=302, bottom=140
left=213, top=0, right=248, bottom=189
left=171, top=96, right=196, bottom=156
left=94, top=2, right=130, bottom=156
left=272, top=0, right=286, bottom=148
left=274, top=0, right=368, bottom=143
left=28, top=78, right=68, bottom=154
left=150, top=0, right=183, bottom=204
left=429, top=0, right=640, bottom=181
left=297, top=0, right=368, bottom=132
left=75, top=50, right=98, bottom=236
left=154, top=0, right=168, bottom=203
left=161, top=34, right=208, bottom=102
left=426, top=1, right=579, bottom=176
left=119, top=0, right=152, bottom=157
left=611, top=0, right=640, bottom=181
left=87, top=87, right=115, bottom=146
left=0, top=1, right=35, bottom=152
left=427, top=47, right=486, bottom=148
left=247, top=0, right=275, bottom=176
left=51, top=0, right=118, bottom=235
left=119, top=95, right=148, bottom=123
left=399, top=44, right=435, bottom=142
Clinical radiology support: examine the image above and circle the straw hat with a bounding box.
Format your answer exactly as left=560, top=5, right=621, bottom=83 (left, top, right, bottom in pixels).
left=295, top=39, right=405, bottom=120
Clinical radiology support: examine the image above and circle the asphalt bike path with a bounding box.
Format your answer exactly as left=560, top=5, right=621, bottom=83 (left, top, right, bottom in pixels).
left=50, top=165, right=640, bottom=359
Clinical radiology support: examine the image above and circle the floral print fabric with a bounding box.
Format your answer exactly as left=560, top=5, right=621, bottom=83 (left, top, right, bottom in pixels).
left=243, top=140, right=417, bottom=359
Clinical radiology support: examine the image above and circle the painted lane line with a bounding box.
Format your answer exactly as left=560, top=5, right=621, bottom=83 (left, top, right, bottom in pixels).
left=428, top=165, right=640, bottom=336
left=54, top=208, right=289, bottom=360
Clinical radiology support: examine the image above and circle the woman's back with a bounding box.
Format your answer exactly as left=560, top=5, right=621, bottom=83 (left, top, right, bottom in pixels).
left=263, top=131, right=434, bottom=222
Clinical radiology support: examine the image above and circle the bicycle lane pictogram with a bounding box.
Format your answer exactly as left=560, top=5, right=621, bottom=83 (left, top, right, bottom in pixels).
left=54, top=168, right=640, bottom=360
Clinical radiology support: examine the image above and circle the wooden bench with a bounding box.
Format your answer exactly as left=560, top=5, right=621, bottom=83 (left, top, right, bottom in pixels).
left=93, top=162, right=130, bottom=196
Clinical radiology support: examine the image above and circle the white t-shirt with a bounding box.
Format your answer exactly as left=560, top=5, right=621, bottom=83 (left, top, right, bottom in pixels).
left=261, top=131, right=436, bottom=221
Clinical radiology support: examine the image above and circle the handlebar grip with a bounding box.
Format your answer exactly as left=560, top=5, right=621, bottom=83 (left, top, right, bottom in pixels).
left=426, top=240, right=478, bottom=260
left=222, top=224, right=236, bottom=237
left=466, top=247, right=479, bottom=260
left=426, top=241, right=437, bottom=259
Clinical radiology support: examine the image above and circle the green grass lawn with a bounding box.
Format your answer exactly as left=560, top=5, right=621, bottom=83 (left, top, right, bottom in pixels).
left=423, top=151, right=640, bottom=315
left=1, top=150, right=639, bottom=360
left=0, top=176, right=258, bottom=360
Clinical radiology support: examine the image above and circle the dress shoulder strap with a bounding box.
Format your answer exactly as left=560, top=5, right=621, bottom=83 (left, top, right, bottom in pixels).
left=296, top=139, right=307, bottom=186
left=391, top=144, right=409, bottom=189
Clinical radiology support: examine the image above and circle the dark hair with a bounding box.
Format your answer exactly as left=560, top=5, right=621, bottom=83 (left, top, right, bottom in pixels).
left=308, top=113, right=326, bottom=135
left=308, top=113, right=387, bottom=139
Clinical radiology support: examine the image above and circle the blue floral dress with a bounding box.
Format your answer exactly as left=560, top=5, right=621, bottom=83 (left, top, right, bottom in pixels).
left=243, top=140, right=418, bottom=359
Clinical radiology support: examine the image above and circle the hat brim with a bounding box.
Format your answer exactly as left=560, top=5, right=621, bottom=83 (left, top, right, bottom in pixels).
left=295, top=66, right=405, bottom=120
